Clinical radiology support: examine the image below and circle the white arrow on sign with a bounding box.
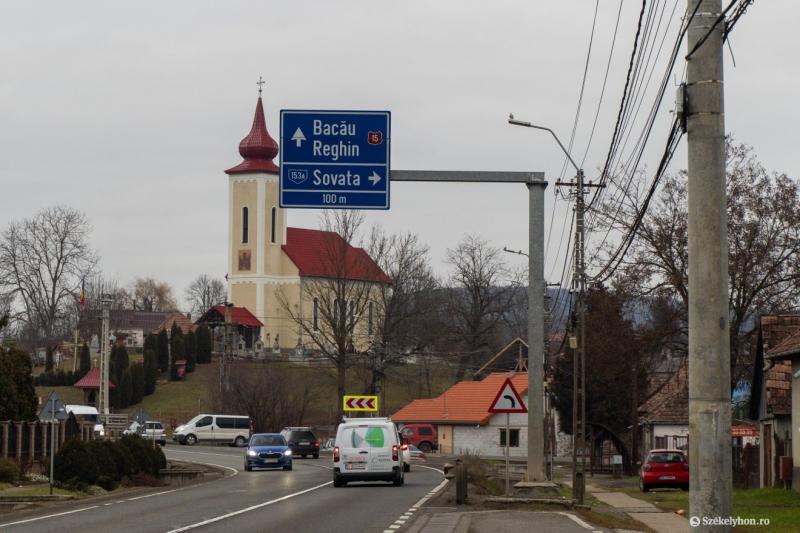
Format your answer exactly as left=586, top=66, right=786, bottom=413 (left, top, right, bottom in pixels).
left=291, top=127, right=306, bottom=147
left=368, top=171, right=382, bottom=186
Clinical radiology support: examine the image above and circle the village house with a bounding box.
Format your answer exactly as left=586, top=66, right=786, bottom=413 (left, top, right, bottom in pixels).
left=749, top=315, right=798, bottom=488
left=638, top=360, right=689, bottom=458
left=392, top=373, right=530, bottom=458
left=754, top=318, right=800, bottom=492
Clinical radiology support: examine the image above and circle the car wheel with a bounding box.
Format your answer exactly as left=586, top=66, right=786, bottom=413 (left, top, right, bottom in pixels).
left=681, top=484, right=689, bottom=491
left=418, top=442, right=433, bottom=453
left=245, top=465, right=252, bottom=472
left=302, top=454, right=307, bottom=459
left=333, top=476, right=346, bottom=487
left=404, top=463, right=410, bottom=473
left=185, top=434, right=197, bottom=446
left=313, top=453, right=319, bottom=459
left=393, top=472, right=404, bottom=486
left=234, top=436, right=246, bottom=447
left=639, top=479, right=649, bottom=492
left=284, top=465, right=293, bottom=471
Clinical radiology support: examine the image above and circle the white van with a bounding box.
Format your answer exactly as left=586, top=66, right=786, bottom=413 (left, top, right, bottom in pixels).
left=332, top=417, right=404, bottom=487
left=172, top=414, right=251, bottom=446
left=65, top=405, right=104, bottom=439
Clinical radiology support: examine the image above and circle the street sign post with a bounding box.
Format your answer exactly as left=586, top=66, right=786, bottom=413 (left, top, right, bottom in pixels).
left=280, top=110, right=391, bottom=209
left=343, top=395, right=379, bottom=412
left=488, top=377, right=528, bottom=495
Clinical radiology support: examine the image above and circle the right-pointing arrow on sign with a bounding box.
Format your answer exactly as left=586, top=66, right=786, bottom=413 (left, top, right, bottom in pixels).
left=368, top=171, right=381, bottom=186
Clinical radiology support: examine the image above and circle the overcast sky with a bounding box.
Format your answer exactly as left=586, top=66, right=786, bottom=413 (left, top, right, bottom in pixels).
left=1, top=1, right=797, bottom=309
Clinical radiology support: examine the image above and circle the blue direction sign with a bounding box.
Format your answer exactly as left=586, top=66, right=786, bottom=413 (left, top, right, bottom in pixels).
left=280, top=110, right=391, bottom=209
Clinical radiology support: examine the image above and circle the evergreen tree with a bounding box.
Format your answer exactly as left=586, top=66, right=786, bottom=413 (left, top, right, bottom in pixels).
left=110, top=344, right=129, bottom=386
left=79, top=343, right=91, bottom=375
left=119, top=369, right=133, bottom=409
left=143, top=349, right=157, bottom=396
left=0, top=345, right=38, bottom=420
left=184, top=331, right=197, bottom=373
left=156, top=330, right=169, bottom=373
left=143, top=332, right=157, bottom=355
left=45, top=346, right=54, bottom=372
left=130, top=363, right=144, bottom=405
left=169, top=335, right=185, bottom=381
left=196, top=324, right=212, bottom=364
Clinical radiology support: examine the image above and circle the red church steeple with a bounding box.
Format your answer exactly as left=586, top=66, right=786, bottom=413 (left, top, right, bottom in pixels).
left=226, top=88, right=279, bottom=175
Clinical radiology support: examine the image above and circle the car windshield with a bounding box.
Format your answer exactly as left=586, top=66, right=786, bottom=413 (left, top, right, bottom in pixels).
left=648, top=452, right=686, bottom=463
left=290, top=431, right=315, bottom=441
left=250, top=435, right=285, bottom=447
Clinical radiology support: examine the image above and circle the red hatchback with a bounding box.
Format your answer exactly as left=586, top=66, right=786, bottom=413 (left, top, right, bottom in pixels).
left=640, top=449, right=689, bottom=492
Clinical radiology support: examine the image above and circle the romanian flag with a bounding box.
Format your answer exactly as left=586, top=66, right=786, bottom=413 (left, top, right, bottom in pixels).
left=79, top=279, right=85, bottom=309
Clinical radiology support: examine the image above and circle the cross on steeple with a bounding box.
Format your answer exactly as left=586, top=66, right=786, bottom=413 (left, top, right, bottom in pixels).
left=256, top=76, right=265, bottom=96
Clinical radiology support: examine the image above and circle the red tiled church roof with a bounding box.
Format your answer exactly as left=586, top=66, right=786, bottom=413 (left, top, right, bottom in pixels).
left=225, top=96, right=280, bottom=175
left=282, top=227, right=391, bottom=284
left=74, top=367, right=116, bottom=390
left=391, top=373, right=528, bottom=426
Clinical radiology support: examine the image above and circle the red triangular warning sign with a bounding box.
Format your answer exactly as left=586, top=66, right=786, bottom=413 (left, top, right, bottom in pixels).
left=488, top=377, right=528, bottom=413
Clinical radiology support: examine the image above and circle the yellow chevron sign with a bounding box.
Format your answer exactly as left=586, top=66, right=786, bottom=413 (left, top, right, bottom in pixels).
left=343, top=395, right=378, bottom=412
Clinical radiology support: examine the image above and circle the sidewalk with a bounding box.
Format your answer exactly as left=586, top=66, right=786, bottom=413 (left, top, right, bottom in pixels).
left=585, top=483, right=688, bottom=533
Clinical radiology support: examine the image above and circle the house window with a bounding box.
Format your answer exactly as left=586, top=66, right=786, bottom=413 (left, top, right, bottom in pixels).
left=313, top=298, right=319, bottom=331
left=348, top=301, right=355, bottom=330
left=271, top=207, right=277, bottom=244
left=499, top=428, right=520, bottom=447
left=367, top=301, right=374, bottom=335
left=242, top=207, right=249, bottom=243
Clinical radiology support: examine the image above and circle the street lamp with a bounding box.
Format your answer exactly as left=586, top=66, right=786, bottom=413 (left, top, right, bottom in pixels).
left=508, top=114, right=587, bottom=502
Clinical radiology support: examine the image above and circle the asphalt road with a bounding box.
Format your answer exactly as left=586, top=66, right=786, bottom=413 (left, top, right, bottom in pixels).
left=0, top=445, right=444, bottom=533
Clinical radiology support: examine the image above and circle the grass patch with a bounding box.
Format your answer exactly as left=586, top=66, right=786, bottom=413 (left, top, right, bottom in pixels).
left=0, top=485, right=80, bottom=497
left=619, top=486, right=800, bottom=532
left=577, top=508, right=655, bottom=533
left=34, top=385, right=84, bottom=405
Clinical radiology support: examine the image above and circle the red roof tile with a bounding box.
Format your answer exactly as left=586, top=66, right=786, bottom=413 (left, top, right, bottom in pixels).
left=638, top=361, right=688, bottom=425
left=198, top=305, right=263, bottom=328
left=74, top=367, right=116, bottom=390
left=391, top=373, right=529, bottom=425
left=225, top=96, right=280, bottom=175
left=154, top=312, right=197, bottom=335
left=282, top=227, right=391, bottom=284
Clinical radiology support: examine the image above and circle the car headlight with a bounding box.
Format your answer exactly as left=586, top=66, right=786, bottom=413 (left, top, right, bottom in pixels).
left=283, top=450, right=292, bottom=456
left=247, top=450, right=258, bottom=457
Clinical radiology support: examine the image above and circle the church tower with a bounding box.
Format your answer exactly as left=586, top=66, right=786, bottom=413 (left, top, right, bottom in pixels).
left=225, top=89, right=299, bottom=345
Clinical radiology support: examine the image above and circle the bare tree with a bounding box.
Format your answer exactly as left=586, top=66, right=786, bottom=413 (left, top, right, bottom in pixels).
left=361, top=227, right=440, bottom=407
left=277, top=210, right=387, bottom=421
left=597, top=139, right=800, bottom=386
left=185, top=274, right=226, bottom=316
left=131, top=277, right=178, bottom=312
left=445, top=234, right=521, bottom=380
left=0, top=206, right=97, bottom=346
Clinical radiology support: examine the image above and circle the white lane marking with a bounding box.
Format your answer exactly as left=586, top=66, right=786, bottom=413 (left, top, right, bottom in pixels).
left=196, top=462, right=239, bottom=477
left=411, top=479, right=448, bottom=509
left=557, top=511, right=602, bottom=532
left=166, top=449, right=243, bottom=459
left=165, top=481, right=332, bottom=532
left=415, top=464, right=444, bottom=475
left=126, top=488, right=180, bottom=501
left=0, top=505, right=100, bottom=528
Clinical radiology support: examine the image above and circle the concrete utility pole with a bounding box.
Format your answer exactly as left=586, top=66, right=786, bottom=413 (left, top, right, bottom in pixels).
left=508, top=118, right=603, bottom=498
left=391, top=170, right=547, bottom=481
left=686, top=0, right=732, bottom=526
left=98, top=295, right=113, bottom=415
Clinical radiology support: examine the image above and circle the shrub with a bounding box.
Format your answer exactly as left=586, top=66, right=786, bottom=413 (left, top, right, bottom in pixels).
left=101, top=440, right=134, bottom=481
left=86, top=441, right=118, bottom=490
left=119, top=435, right=158, bottom=476
left=0, top=458, right=19, bottom=483
left=54, top=439, right=98, bottom=486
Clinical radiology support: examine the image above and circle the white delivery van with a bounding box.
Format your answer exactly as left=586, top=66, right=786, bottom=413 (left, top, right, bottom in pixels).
left=172, top=414, right=251, bottom=446
left=332, top=417, right=404, bottom=487
left=65, top=405, right=104, bottom=439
